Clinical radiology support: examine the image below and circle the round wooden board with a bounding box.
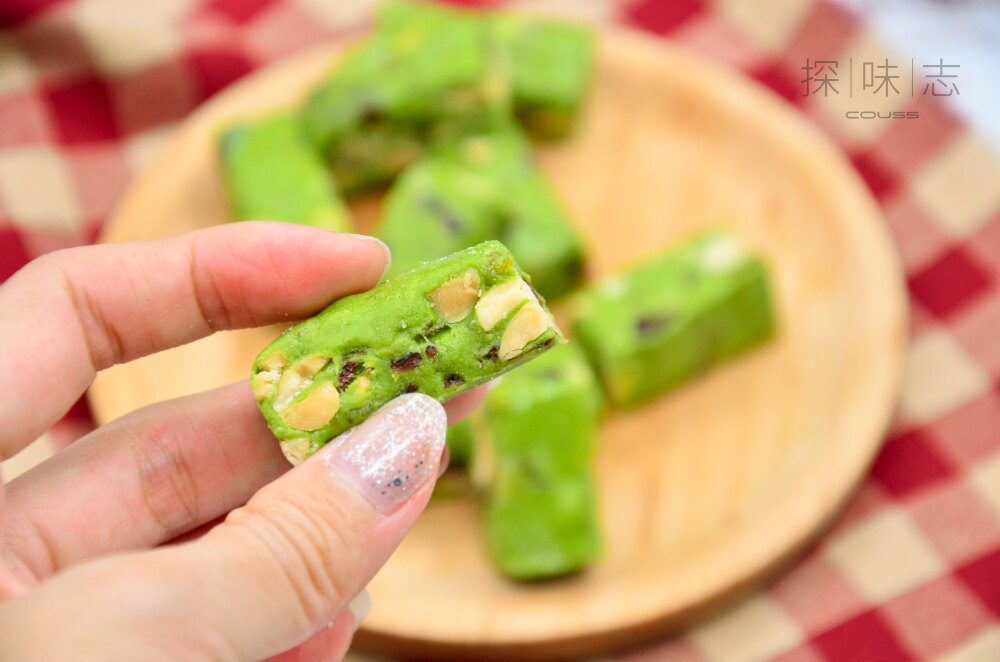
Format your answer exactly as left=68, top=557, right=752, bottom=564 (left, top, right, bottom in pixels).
left=90, top=28, right=907, bottom=661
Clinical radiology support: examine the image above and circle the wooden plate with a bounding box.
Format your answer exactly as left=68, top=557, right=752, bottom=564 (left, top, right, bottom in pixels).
left=89, top=27, right=907, bottom=661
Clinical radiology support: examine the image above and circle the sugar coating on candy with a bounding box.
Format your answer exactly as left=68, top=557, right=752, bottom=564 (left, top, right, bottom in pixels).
left=219, top=112, right=350, bottom=231
left=572, top=231, right=775, bottom=407
left=254, top=240, right=564, bottom=464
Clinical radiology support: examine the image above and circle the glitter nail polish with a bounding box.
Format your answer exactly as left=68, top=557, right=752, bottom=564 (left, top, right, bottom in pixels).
left=322, top=393, right=447, bottom=515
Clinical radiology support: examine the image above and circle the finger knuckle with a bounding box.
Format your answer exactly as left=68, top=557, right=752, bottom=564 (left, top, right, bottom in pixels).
left=53, top=251, right=129, bottom=370
left=187, top=237, right=237, bottom=331
left=226, top=492, right=359, bottom=626
left=133, top=423, right=201, bottom=540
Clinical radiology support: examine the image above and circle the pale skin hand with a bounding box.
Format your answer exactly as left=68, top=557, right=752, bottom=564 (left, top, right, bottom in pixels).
left=0, top=223, right=484, bottom=661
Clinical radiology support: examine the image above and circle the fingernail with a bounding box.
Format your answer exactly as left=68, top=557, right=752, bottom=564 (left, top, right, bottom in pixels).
left=344, top=233, right=392, bottom=279
left=322, top=393, right=447, bottom=515
left=348, top=589, right=372, bottom=632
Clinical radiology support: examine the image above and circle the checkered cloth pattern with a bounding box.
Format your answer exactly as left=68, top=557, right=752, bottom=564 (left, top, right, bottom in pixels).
left=1, top=1, right=998, bottom=661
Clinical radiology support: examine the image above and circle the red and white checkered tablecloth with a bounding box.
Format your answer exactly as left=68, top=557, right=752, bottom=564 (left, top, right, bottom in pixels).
left=1, top=1, right=999, bottom=660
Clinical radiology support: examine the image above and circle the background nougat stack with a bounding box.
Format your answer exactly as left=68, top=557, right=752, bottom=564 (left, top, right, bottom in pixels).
left=302, top=0, right=510, bottom=194
left=378, top=127, right=584, bottom=300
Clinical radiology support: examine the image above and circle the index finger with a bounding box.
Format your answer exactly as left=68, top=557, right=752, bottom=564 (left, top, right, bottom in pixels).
left=0, top=222, right=389, bottom=458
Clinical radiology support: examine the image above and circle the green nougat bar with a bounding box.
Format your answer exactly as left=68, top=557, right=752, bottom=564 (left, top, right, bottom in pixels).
left=301, top=0, right=510, bottom=194
left=379, top=128, right=584, bottom=299
left=219, top=113, right=350, bottom=231
left=572, top=232, right=775, bottom=407
left=371, top=0, right=510, bottom=132
left=445, top=419, right=475, bottom=466
left=321, top=123, right=425, bottom=197
left=473, top=343, right=603, bottom=579
left=436, top=129, right=584, bottom=298
left=252, top=241, right=564, bottom=465
left=493, top=14, right=594, bottom=140
left=376, top=149, right=506, bottom=279
left=494, top=154, right=584, bottom=300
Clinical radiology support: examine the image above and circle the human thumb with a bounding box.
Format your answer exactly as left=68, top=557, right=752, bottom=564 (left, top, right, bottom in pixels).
left=0, top=393, right=447, bottom=662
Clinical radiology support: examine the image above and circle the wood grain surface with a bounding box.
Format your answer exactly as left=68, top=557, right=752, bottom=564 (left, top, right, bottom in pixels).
left=89, top=28, right=908, bottom=660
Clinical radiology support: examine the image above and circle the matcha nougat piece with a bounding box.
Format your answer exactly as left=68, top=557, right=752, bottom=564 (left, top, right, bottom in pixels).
left=301, top=0, right=510, bottom=194
left=219, top=113, right=350, bottom=231
left=379, top=128, right=584, bottom=299
left=253, top=241, right=564, bottom=465
left=377, top=150, right=505, bottom=281
left=496, top=151, right=585, bottom=300
left=572, top=232, right=775, bottom=407
left=493, top=14, right=594, bottom=140
left=473, top=343, right=602, bottom=580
